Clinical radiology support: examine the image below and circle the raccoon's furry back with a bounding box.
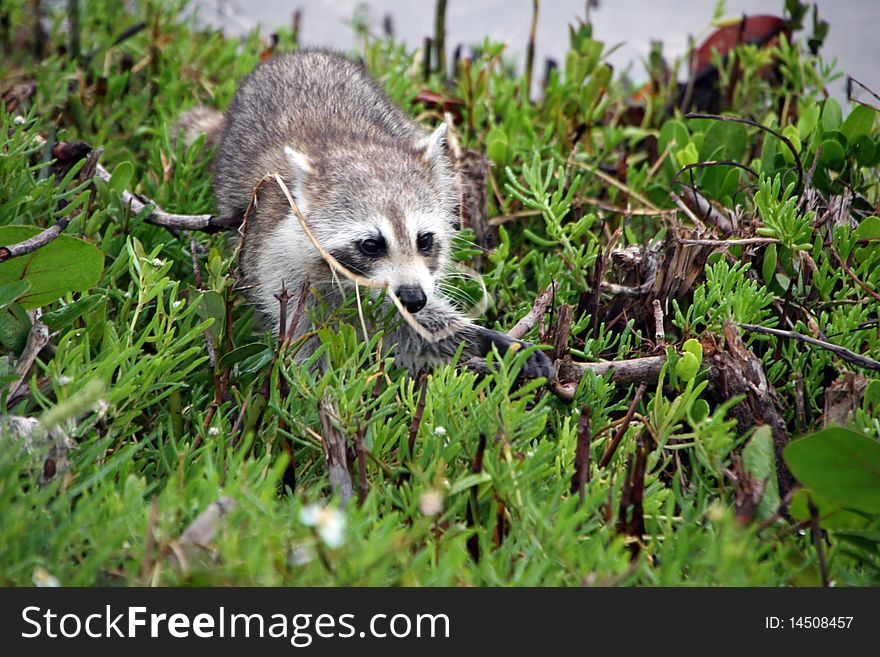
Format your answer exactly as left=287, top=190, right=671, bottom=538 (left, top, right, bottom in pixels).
left=213, top=48, right=425, bottom=220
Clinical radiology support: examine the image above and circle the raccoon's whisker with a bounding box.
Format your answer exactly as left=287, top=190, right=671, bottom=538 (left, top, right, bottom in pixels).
left=437, top=283, right=489, bottom=318
left=437, top=289, right=473, bottom=306
left=437, top=282, right=476, bottom=299
left=441, top=271, right=476, bottom=281
left=451, top=235, right=493, bottom=254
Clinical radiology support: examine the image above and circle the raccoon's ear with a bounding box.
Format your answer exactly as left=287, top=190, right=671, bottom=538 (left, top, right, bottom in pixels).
left=418, top=123, right=447, bottom=164
left=284, top=146, right=314, bottom=180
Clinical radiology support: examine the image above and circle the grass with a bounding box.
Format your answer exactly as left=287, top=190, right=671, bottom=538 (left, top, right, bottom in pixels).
left=1, top=0, right=879, bottom=587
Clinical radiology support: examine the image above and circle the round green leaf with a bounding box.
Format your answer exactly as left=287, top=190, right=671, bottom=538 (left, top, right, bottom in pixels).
left=0, top=302, right=31, bottom=353
left=820, top=98, right=842, bottom=132
left=108, top=161, right=135, bottom=193
left=682, top=338, right=703, bottom=364
left=788, top=489, right=868, bottom=530
left=841, top=104, right=876, bottom=143
left=784, top=427, right=880, bottom=514
left=675, top=142, right=699, bottom=168
left=699, top=119, right=747, bottom=162
left=0, top=227, right=105, bottom=309
left=486, top=127, right=509, bottom=167
left=854, top=216, right=880, bottom=241
left=688, top=398, right=710, bottom=425
left=819, top=139, right=845, bottom=169
left=675, top=351, right=699, bottom=382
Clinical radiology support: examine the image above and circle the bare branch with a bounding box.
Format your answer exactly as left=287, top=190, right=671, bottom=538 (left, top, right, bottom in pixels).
left=599, top=383, right=647, bottom=468
left=652, top=300, right=665, bottom=348
left=318, top=398, right=355, bottom=506
left=94, top=162, right=240, bottom=233
left=0, top=218, right=70, bottom=262
left=507, top=281, right=556, bottom=340
left=7, top=312, right=50, bottom=400
left=739, top=323, right=880, bottom=371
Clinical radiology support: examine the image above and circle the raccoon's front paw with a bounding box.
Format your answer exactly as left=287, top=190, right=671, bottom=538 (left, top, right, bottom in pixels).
left=477, top=328, right=556, bottom=381
left=518, top=342, right=556, bottom=381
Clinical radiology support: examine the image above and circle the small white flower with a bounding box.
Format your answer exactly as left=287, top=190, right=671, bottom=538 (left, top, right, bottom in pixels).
left=299, top=503, right=346, bottom=548
left=172, top=299, right=184, bottom=310
left=434, top=425, right=447, bottom=436
left=92, top=399, right=109, bottom=419
left=419, top=489, right=444, bottom=516
left=57, top=376, right=72, bottom=386
left=32, top=568, right=59, bottom=587
left=151, top=258, right=164, bottom=267
left=208, top=427, right=220, bottom=437
left=14, top=115, right=25, bottom=125
left=290, top=546, right=315, bottom=566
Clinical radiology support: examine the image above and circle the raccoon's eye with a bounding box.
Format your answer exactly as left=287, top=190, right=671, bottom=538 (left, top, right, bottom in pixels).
left=416, top=232, right=434, bottom=254
left=358, top=237, right=386, bottom=257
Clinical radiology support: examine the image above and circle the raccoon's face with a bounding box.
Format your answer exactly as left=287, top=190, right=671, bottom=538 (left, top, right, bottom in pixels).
left=282, top=125, right=456, bottom=315
left=339, top=211, right=451, bottom=314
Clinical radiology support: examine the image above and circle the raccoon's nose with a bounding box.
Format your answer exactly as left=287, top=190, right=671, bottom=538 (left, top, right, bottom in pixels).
left=396, top=285, right=427, bottom=314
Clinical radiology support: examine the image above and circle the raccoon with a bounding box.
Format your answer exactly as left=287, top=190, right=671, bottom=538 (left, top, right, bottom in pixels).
left=202, top=49, right=553, bottom=379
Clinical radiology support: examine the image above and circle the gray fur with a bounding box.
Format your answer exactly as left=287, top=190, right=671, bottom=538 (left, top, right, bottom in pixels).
left=208, top=49, right=553, bottom=379
left=173, top=105, right=225, bottom=150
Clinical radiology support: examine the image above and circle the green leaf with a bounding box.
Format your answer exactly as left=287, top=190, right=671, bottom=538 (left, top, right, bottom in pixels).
left=820, top=98, right=842, bottom=132
left=788, top=489, right=868, bottom=530
left=659, top=120, right=689, bottom=155
left=237, top=348, right=275, bottom=375
left=675, top=351, right=699, bottom=382
left=0, top=279, right=31, bottom=309
left=218, top=343, right=271, bottom=371
left=742, top=426, right=780, bottom=521
left=780, top=125, right=802, bottom=163
left=841, top=104, right=876, bottom=143
left=784, top=427, right=880, bottom=514
left=682, top=338, right=703, bottom=364
left=854, top=216, right=880, bottom=241
left=762, top=243, right=778, bottom=285
left=699, top=119, right=747, bottom=162
left=864, top=380, right=880, bottom=414
left=854, top=216, right=880, bottom=264
left=675, top=142, right=699, bottom=168
left=580, top=63, right=611, bottom=115
left=851, top=134, right=876, bottom=167
left=42, top=294, right=104, bottom=332
left=797, top=102, right=820, bottom=141
left=0, top=227, right=105, bottom=309
left=659, top=120, right=689, bottom=176
left=688, top=398, right=710, bottom=424
left=819, top=139, right=846, bottom=170
left=0, top=303, right=31, bottom=353
left=486, top=127, right=509, bottom=167
left=449, top=472, right=492, bottom=496
left=108, top=161, right=135, bottom=193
